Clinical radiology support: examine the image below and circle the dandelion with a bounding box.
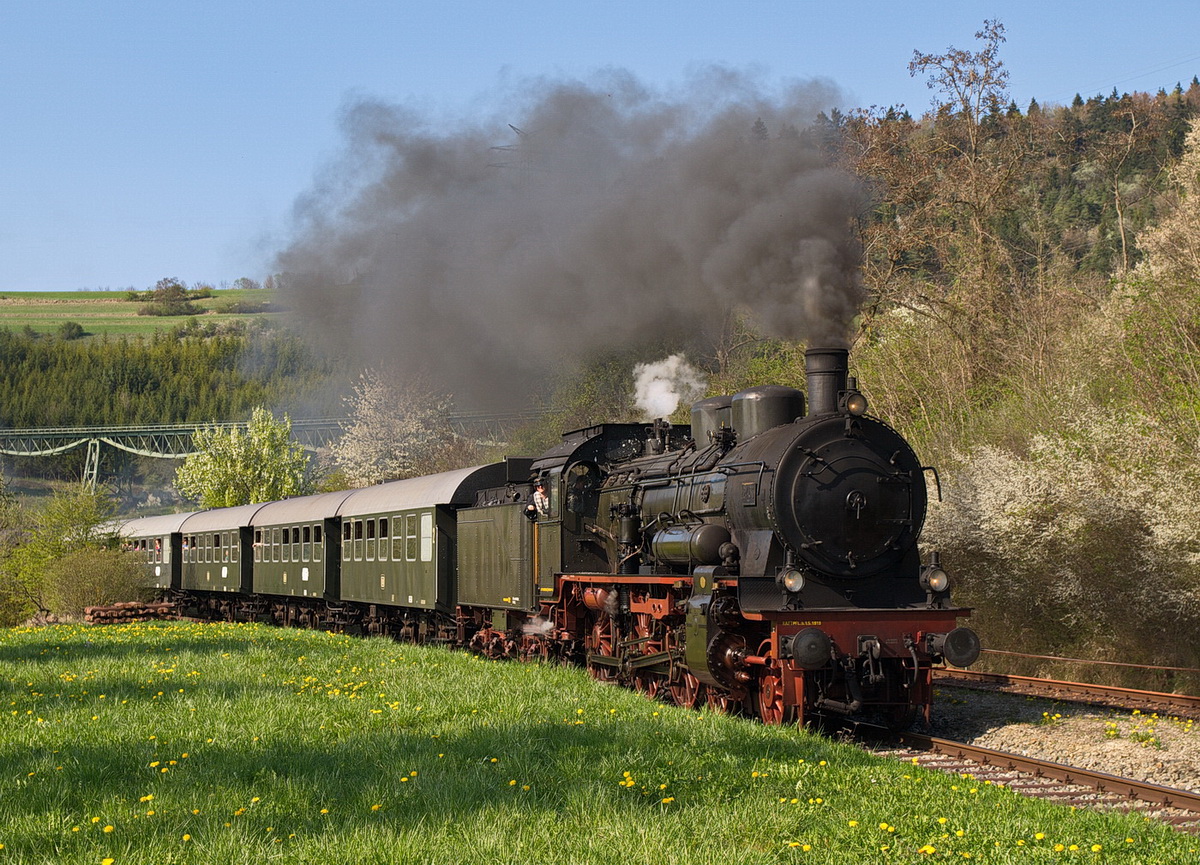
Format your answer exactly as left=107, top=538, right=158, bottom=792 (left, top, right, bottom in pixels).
left=918, top=845, right=936, bottom=855
left=102, top=859, right=114, bottom=865
left=371, top=804, right=382, bottom=811
left=182, top=834, right=192, bottom=841
left=103, top=825, right=114, bottom=833
left=848, top=820, right=859, bottom=827
left=1092, top=845, right=1102, bottom=852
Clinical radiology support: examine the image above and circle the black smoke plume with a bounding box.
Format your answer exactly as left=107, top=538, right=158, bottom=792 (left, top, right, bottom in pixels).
left=275, top=69, right=866, bottom=409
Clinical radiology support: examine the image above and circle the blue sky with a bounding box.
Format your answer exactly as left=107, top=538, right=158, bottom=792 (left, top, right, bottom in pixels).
left=3, top=0, right=1199, bottom=293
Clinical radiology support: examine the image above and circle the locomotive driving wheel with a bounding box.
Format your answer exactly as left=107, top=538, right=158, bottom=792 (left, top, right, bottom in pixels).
left=754, top=639, right=795, bottom=725
left=669, top=669, right=701, bottom=708
left=665, top=629, right=701, bottom=708
left=703, top=685, right=734, bottom=714
left=631, top=612, right=664, bottom=697
left=588, top=618, right=617, bottom=681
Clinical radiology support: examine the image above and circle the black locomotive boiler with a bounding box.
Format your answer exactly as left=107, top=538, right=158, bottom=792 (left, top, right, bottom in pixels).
left=121, top=347, right=979, bottom=728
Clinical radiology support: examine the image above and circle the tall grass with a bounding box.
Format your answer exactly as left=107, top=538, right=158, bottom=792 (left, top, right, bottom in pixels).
left=0, top=622, right=1194, bottom=863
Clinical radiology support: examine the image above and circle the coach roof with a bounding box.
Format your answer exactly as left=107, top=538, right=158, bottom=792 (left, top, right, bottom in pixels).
left=337, top=463, right=507, bottom=517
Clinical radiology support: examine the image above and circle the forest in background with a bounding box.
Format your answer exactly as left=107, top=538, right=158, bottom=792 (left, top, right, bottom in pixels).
left=3, top=22, right=1200, bottom=671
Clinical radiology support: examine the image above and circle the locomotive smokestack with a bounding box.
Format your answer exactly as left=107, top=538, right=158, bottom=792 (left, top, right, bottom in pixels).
left=805, top=347, right=848, bottom=415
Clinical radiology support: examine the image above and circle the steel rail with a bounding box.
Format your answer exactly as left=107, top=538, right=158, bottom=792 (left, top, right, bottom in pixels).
left=935, top=668, right=1200, bottom=713
left=894, top=731, right=1200, bottom=814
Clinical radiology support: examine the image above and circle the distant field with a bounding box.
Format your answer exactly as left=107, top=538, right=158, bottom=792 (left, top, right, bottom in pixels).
left=0, top=289, right=283, bottom=337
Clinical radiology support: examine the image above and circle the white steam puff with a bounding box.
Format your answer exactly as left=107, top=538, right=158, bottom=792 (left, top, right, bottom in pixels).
left=633, top=355, right=707, bottom=419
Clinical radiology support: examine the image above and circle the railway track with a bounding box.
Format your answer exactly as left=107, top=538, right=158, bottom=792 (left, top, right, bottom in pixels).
left=935, top=668, right=1200, bottom=718
left=870, top=730, right=1200, bottom=833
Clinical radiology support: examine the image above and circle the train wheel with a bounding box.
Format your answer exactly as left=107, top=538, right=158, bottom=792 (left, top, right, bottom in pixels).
left=634, top=673, right=662, bottom=699
left=669, top=670, right=701, bottom=708
left=703, top=685, right=733, bottom=714
left=631, top=613, right=663, bottom=696
left=755, top=640, right=794, bottom=725
left=588, top=619, right=617, bottom=681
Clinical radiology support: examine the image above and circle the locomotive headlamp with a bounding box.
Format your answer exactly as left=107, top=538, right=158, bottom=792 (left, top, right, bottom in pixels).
left=844, top=391, right=868, bottom=417
left=920, top=567, right=950, bottom=593
left=778, top=567, right=805, bottom=594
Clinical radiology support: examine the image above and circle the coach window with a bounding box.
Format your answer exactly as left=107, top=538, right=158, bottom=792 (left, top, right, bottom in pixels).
left=231, top=533, right=238, bottom=563
left=280, top=526, right=289, bottom=562
left=302, top=526, right=311, bottom=562
left=420, top=512, right=434, bottom=562
left=353, top=519, right=364, bottom=561
left=406, top=513, right=418, bottom=562
left=342, top=522, right=351, bottom=561
left=271, top=527, right=279, bottom=563
left=366, top=518, right=376, bottom=561
left=377, top=518, right=388, bottom=561
left=391, top=517, right=402, bottom=561
left=223, top=533, right=231, bottom=563
left=291, top=526, right=300, bottom=561
left=254, top=530, right=262, bottom=562
left=313, top=524, right=322, bottom=562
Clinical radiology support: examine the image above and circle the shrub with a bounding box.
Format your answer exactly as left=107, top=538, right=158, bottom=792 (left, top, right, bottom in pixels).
left=42, top=548, right=146, bottom=616
left=57, top=321, right=85, bottom=340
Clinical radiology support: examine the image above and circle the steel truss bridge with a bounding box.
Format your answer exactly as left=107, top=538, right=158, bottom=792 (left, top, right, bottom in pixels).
left=0, top=412, right=545, bottom=490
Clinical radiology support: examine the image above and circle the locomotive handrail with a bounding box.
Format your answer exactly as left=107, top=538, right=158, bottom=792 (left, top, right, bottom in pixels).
left=921, top=465, right=943, bottom=501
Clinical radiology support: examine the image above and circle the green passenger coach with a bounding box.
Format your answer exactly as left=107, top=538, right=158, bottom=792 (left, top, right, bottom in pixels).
left=251, top=490, right=356, bottom=601
left=335, top=464, right=508, bottom=615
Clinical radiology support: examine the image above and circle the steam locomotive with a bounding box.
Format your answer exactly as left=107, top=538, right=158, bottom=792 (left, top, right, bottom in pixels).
left=121, top=347, right=979, bottom=728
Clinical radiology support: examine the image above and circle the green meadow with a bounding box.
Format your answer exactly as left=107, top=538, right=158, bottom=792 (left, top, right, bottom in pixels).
left=0, top=290, right=281, bottom=338
left=1, top=621, right=1194, bottom=864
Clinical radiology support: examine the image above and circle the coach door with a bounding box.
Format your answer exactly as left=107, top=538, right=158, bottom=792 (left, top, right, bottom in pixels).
left=534, top=471, right=562, bottom=592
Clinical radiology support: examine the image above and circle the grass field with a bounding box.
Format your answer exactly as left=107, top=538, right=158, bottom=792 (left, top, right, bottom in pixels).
left=0, top=290, right=282, bottom=337
left=1, top=621, right=1195, bottom=864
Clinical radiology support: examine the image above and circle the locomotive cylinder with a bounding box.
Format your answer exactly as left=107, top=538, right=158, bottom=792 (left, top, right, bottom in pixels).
left=651, top=524, right=731, bottom=566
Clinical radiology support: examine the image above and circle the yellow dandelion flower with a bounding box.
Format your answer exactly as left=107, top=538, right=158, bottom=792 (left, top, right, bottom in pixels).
left=139, top=795, right=153, bottom=803
left=103, top=825, right=114, bottom=833
left=918, top=845, right=936, bottom=855
left=1034, top=833, right=1044, bottom=841
left=509, top=779, right=517, bottom=786
left=1092, top=845, right=1102, bottom=852
left=320, top=808, right=329, bottom=815
left=102, top=859, right=114, bottom=865
left=183, top=834, right=192, bottom=841
left=848, top=820, right=858, bottom=827
left=371, top=804, right=382, bottom=811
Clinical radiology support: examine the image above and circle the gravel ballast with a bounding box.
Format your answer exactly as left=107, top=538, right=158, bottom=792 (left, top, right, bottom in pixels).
left=930, top=685, right=1200, bottom=792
